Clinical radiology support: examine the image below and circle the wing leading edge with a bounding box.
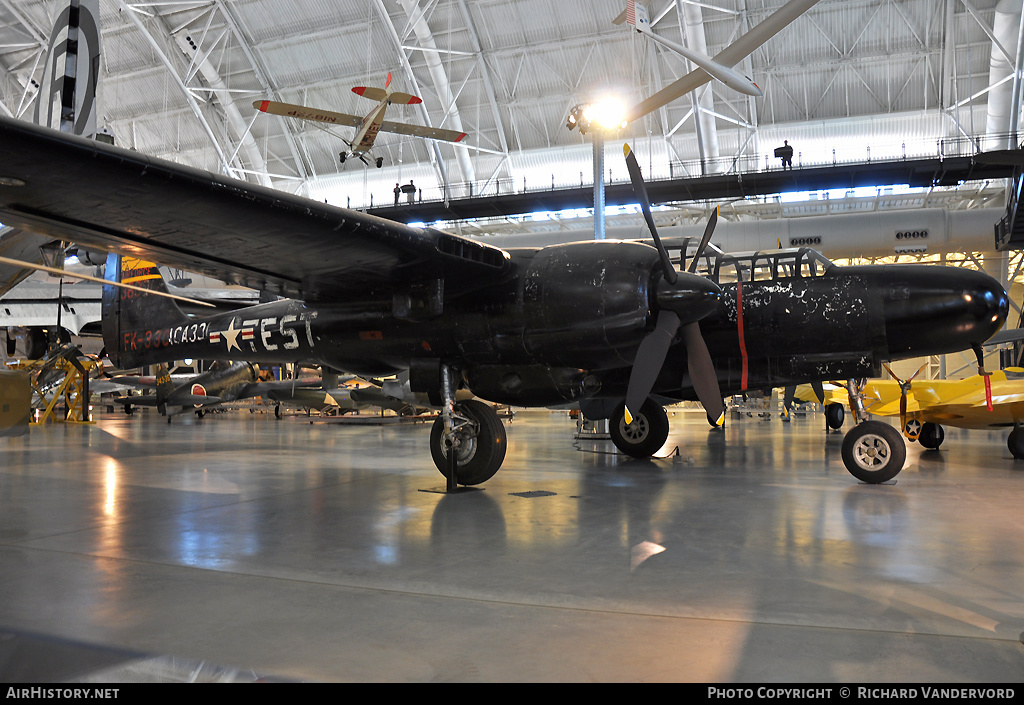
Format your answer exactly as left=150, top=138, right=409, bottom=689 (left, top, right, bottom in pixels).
left=0, top=116, right=507, bottom=302
left=254, top=100, right=467, bottom=144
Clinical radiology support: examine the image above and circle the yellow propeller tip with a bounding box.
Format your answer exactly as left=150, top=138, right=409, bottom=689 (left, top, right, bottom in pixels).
left=623, top=143, right=631, bottom=157
left=624, top=408, right=634, bottom=425
left=714, top=412, right=725, bottom=427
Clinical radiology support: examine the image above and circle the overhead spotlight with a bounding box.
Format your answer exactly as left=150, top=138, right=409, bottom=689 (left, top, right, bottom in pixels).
left=566, top=98, right=627, bottom=136
left=566, top=104, right=588, bottom=134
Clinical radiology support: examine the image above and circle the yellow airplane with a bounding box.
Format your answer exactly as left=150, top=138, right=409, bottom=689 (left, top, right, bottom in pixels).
left=793, top=367, right=1024, bottom=459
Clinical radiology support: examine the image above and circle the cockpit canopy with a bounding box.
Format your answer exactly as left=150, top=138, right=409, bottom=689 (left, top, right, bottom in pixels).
left=658, top=236, right=835, bottom=285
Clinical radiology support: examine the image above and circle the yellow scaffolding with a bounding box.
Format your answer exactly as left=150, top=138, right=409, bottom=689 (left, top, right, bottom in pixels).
left=9, top=356, right=99, bottom=426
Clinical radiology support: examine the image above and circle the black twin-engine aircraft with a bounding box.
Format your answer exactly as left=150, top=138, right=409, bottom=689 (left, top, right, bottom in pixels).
left=0, top=116, right=1008, bottom=485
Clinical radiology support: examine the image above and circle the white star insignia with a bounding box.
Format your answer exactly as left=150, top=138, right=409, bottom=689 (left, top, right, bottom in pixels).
left=222, top=318, right=241, bottom=352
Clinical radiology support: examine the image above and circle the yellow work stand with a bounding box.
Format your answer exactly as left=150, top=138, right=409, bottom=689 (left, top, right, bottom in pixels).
left=10, top=357, right=98, bottom=426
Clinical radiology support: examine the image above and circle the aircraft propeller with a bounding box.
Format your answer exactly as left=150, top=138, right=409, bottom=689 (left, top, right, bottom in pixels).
left=623, top=143, right=725, bottom=427
left=883, top=362, right=926, bottom=434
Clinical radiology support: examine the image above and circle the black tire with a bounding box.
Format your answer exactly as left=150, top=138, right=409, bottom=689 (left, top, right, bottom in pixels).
left=825, top=402, right=845, bottom=430
left=1008, top=427, right=1024, bottom=459
left=919, top=422, right=944, bottom=450
left=430, top=399, right=506, bottom=486
left=375, top=157, right=384, bottom=168
left=275, top=404, right=282, bottom=419
left=841, top=421, right=906, bottom=483
left=610, top=399, right=670, bottom=459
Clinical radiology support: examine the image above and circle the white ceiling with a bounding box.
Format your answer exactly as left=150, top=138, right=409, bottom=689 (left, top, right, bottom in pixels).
left=0, top=0, right=1020, bottom=231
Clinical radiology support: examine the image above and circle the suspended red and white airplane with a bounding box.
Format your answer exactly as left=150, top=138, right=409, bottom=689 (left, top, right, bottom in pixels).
left=253, top=72, right=467, bottom=168
left=615, top=0, right=820, bottom=122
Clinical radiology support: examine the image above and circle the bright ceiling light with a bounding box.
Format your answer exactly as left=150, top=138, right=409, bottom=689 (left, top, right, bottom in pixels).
left=583, top=98, right=627, bottom=131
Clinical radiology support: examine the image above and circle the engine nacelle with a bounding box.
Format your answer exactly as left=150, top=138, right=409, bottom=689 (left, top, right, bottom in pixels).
left=518, top=240, right=657, bottom=368
left=465, top=364, right=601, bottom=406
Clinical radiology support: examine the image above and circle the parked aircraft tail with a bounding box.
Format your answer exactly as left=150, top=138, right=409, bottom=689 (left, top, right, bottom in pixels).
left=102, top=254, right=191, bottom=369
left=153, top=363, right=174, bottom=412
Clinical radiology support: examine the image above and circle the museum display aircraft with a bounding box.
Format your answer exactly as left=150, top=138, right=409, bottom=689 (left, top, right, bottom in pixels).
left=0, top=0, right=102, bottom=298
left=92, top=360, right=322, bottom=419
left=0, top=115, right=1008, bottom=486
left=792, top=367, right=1024, bottom=461
left=618, top=0, right=820, bottom=123
left=615, top=1, right=762, bottom=97
left=253, top=72, right=467, bottom=168
left=264, top=373, right=429, bottom=419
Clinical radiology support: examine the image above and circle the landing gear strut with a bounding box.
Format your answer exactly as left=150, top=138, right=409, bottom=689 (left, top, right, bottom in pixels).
left=428, top=366, right=505, bottom=488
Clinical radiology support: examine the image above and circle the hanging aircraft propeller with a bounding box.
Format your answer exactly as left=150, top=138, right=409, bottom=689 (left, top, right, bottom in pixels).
left=622, top=143, right=725, bottom=428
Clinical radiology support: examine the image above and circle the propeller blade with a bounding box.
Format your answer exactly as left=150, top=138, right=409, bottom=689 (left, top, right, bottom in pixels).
left=682, top=322, right=725, bottom=426
left=687, top=206, right=719, bottom=273
left=624, top=143, right=676, bottom=284
left=811, top=380, right=825, bottom=404
left=624, top=310, right=680, bottom=424
left=622, top=142, right=723, bottom=429
left=883, top=363, right=903, bottom=385
left=783, top=386, right=795, bottom=411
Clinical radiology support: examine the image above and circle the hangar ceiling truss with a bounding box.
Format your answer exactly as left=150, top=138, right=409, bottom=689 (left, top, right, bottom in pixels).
left=0, top=1, right=1020, bottom=218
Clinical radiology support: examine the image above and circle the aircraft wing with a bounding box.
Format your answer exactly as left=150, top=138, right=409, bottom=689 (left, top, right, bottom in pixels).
left=379, top=121, right=467, bottom=144
left=254, top=101, right=467, bottom=144
left=0, top=116, right=509, bottom=302
left=625, top=0, right=819, bottom=122
left=253, top=100, right=363, bottom=128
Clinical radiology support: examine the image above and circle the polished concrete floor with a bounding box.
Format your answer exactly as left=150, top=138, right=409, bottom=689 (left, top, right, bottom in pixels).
left=1, top=405, right=1022, bottom=683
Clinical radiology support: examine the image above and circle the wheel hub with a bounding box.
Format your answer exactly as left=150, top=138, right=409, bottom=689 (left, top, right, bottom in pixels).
left=619, top=415, right=649, bottom=443
left=852, top=433, right=891, bottom=469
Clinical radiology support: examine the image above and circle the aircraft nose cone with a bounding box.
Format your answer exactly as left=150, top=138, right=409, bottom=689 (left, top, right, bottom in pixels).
left=655, top=272, right=721, bottom=323
left=883, top=267, right=1009, bottom=357
left=948, top=271, right=1009, bottom=344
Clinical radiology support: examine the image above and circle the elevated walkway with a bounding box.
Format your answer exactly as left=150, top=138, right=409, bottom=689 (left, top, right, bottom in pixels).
left=367, top=155, right=1016, bottom=234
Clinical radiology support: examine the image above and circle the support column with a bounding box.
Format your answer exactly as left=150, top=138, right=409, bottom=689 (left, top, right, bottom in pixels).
left=593, top=132, right=605, bottom=240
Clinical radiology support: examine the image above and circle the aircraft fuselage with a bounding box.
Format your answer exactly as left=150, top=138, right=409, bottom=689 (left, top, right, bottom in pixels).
left=104, top=242, right=1008, bottom=410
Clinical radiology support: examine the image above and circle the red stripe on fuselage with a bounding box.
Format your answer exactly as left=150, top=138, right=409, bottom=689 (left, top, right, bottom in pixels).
left=737, top=281, right=748, bottom=390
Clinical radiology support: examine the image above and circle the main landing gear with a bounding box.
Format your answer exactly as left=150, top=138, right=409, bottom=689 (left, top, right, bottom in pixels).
left=428, top=366, right=505, bottom=488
